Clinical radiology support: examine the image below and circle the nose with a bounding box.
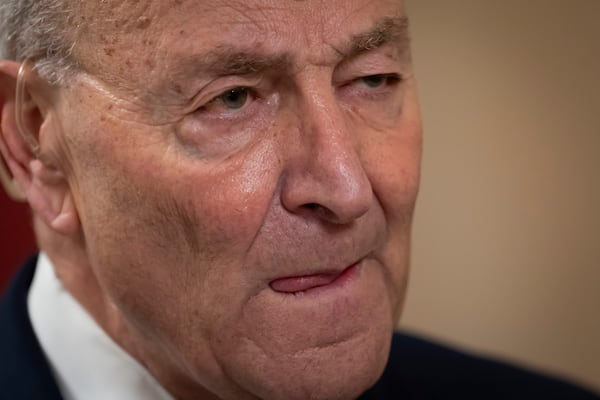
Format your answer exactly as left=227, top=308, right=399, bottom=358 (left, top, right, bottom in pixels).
left=280, top=91, right=373, bottom=225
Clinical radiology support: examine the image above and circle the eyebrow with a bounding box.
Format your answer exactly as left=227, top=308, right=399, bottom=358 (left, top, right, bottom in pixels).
left=167, top=15, right=410, bottom=91
left=340, top=16, right=410, bottom=59
left=174, top=46, right=292, bottom=78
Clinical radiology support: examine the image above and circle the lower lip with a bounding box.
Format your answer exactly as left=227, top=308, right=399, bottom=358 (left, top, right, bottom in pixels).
left=269, top=263, right=360, bottom=295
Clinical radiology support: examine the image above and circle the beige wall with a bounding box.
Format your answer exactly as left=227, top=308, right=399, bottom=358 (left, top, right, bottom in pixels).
left=403, top=0, right=600, bottom=391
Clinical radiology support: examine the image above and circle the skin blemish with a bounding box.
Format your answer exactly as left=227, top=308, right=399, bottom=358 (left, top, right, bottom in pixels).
left=136, top=16, right=152, bottom=29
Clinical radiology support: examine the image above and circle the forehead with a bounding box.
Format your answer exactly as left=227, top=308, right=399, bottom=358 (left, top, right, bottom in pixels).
left=72, top=0, right=406, bottom=90
left=80, top=0, right=404, bottom=25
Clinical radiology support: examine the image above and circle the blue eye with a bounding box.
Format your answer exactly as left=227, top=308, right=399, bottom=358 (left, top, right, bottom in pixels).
left=362, top=74, right=387, bottom=88
left=218, top=87, right=250, bottom=109
left=360, top=74, right=402, bottom=88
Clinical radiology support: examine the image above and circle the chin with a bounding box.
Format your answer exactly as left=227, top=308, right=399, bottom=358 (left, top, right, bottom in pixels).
left=216, top=318, right=394, bottom=400
left=200, top=263, right=401, bottom=400
left=259, top=335, right=389, bottom=400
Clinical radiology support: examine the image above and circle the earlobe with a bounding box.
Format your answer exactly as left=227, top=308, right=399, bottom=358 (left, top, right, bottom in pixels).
left=27, top=158, right=80, bottom=235
left=0, top=60, right=80, bottom=235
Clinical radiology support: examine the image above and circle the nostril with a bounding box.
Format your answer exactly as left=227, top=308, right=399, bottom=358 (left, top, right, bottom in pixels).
left=304, top=203, right=319, bottom=210
left=300, top=203, right=343, bottom=224
left=301, top=203, right=335, bottom=221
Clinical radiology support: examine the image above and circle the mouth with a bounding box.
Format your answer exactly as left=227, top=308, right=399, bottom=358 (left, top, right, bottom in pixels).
left=269, top=263, right=360, bottom=295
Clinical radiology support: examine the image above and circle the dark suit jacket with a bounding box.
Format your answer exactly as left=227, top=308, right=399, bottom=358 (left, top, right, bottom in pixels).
left=1, top=256, right=599, bottom=399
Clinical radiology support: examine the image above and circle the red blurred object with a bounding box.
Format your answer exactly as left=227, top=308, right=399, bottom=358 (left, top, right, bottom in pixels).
left=0, top=189, right=36, bottom=292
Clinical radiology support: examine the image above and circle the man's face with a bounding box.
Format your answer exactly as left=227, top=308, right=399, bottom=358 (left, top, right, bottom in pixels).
left=54, top=0, right=421, bottom=398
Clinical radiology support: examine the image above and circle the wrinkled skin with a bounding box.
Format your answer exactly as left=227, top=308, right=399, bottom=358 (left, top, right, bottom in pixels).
left=10, top=0, right=422, bottom=399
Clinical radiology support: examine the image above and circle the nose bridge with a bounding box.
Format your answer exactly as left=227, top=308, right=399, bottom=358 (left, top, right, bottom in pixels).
left=305, top=91, right=363, bottom=187
left=280, top=80, right=373, bottom=224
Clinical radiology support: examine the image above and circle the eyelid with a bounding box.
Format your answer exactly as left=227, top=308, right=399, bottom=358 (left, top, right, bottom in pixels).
left=184, top=76, right=264, bottom=114
left=336, top=72, right=403, bottom=90
left=333, top=46, right=405, bottom=84
left=202, top=87, right=256, bottom=113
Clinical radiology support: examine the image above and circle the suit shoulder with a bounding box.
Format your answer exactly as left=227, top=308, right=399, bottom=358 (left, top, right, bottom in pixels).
left=0, top=255, right=64, bottom=400
left=360, top=332, right=600, bottom=400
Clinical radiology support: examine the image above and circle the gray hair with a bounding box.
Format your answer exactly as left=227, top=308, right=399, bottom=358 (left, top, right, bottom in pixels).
left=0, top=0, right=77, bottom=84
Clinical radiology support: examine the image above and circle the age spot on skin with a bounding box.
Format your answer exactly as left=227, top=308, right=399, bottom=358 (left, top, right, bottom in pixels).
left=136, top=16, right=152, bottom=30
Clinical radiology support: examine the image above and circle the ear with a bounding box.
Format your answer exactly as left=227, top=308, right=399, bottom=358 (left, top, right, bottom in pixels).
left=0, top=60, right=79, bottom=235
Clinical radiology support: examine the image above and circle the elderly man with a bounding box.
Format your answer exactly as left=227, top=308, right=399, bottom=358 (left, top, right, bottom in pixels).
left=0, top=1, right=598, bottom=399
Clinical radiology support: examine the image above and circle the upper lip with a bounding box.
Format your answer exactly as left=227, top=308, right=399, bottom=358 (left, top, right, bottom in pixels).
left=270, top=264, right=356, bottom=281
left=266, top=255, right=366, bottom=284
left=255, top=218, right=384, bottom=287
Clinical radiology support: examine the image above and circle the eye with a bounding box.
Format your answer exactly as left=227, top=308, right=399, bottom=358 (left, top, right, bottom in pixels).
left=359, top=73, right=402, bottom=89
left=361, top=74, right=387, bottom=88
left=216, top=87, right=250, bottom=109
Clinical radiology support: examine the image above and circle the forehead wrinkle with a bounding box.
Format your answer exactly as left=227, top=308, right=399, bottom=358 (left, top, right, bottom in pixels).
left=216, top=1, right=283, bottom=30
left=169, top=16, right=409, bottom=84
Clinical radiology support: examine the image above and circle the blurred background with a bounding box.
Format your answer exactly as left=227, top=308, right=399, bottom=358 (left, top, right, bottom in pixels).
left=403, top=0, right=600, bottom=391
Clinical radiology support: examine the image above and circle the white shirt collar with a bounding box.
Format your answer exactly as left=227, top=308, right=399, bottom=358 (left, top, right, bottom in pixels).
left=27, top=253, right=174, bottom=400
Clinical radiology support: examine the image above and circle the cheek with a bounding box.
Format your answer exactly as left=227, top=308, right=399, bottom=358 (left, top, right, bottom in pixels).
left=361, top=103, right=421, bottom=316
left=348, top=82, right=422, bottom=220
left=64, top=104, right=281, bottom=314
left=73, top=111, right=278, bottom=256
left=365, top=116, right=422, bottom=227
